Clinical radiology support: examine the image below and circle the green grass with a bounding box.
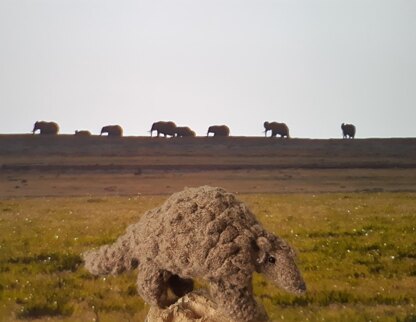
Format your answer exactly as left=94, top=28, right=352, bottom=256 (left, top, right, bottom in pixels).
left=0, top=193, right=415, bottom=321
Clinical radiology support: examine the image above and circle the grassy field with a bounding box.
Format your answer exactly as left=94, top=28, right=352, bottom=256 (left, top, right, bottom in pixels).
left=0, top=192, right=415, bottom=321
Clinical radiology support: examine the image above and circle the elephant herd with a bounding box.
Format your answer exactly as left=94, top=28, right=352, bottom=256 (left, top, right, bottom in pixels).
left=32, top=120, right=356, bottom=139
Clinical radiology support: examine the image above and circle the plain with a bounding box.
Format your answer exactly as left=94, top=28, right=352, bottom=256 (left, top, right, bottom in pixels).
left=0, top=193, right=415, bottom=321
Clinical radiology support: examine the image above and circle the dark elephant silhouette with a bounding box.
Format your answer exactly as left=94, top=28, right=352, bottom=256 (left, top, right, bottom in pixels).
left=264, top=121, right=290, bottom=138
left=175, top=126, right=196, bottom=137
left=150, top=121, right=177, bottom=137
left=100, top=125, right=123, bottom=137
left=207, top=125, right=230, bottom=137
left=75, top=130, right=91, bottom=137
left=341, top=123, right=356, bottom=139
left=32, top=121, right=59, bottom=135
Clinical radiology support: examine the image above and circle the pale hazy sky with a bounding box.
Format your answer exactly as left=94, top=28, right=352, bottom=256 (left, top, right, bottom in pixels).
left=0, top=0, right=415, bottom=138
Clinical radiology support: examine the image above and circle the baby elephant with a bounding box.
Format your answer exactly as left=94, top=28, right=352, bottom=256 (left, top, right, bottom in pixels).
left=83, top=186, right=306, bottom=322
left=74, top=130, right=91, bottom=137
left=175, top=126, right=196, bottom=137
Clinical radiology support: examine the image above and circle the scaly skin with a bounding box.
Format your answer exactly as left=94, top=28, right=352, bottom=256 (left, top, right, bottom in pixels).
left=83, top=186, right=306, bottom=322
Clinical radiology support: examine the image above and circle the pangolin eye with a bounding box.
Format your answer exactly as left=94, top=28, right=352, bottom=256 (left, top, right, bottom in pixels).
left=268, top=256, right=276, bottom=264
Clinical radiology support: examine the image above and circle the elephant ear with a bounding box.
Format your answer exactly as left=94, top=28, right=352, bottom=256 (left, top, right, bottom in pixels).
left=256, top=236, right=272, bottom=265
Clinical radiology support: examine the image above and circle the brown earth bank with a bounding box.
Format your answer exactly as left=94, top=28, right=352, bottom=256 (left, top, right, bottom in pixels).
left=0, top=135, right=415, bottom=197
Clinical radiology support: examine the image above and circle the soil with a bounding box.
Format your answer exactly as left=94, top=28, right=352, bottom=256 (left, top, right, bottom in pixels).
left=0, top=135, right=415, bottom=197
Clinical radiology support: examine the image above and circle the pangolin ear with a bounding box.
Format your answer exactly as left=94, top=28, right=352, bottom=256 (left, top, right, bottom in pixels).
left=257, top=236, right=272, bottom=249
left=256, top=236, right=271, bottom=264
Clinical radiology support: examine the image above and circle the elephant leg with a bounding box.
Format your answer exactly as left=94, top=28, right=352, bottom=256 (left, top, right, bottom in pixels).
left=136, top=262, right=171, bottom=307
left=209, top=280, right=266, bottom=322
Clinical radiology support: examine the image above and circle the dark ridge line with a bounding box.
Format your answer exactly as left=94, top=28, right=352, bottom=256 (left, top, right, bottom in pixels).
left=1, top=188, right=416, bottom=200
left=2, top=163, right=416, bottom=172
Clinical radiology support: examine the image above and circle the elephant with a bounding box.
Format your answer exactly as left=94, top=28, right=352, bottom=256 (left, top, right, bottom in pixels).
left=207, top=125, right=230, bottom=137
left=74, top=130, right=91, bottom=137
left=32, top=121, right=59, bottom=135
left=100, top=125, right=123, bottom=137
left=150, top=121, right=177, bottom=137
left=175, top=126, right=196, bottom=137
left=341, top=123, right=356, bottom=139
left=264, top=121, right=290, bottom=138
